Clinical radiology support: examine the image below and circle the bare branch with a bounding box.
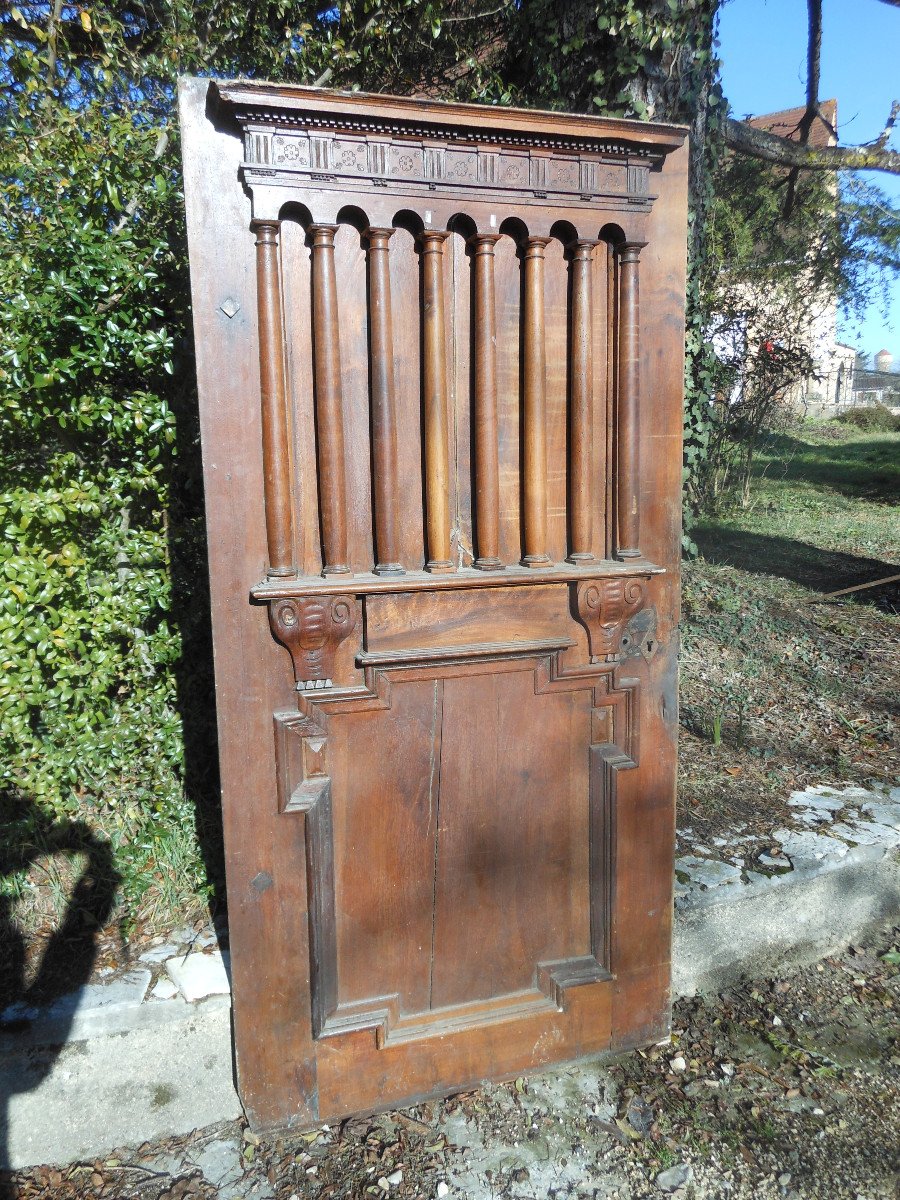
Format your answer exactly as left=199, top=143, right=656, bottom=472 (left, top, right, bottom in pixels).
left=724, top=115, right=900, bottom=176
left=782, top=0, right=823, bottom=217
left=45, top=0, right=64, bottom=88
left=442, top=3, right=509, bottom=21
left=802, top=0, right=822, bottom=133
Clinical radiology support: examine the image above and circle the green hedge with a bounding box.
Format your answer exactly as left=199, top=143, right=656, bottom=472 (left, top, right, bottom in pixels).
left=0, top=43, right=217, bottom=922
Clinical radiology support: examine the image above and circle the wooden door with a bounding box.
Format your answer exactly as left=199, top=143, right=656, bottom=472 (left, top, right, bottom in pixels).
left=179, top=79, right=688, bottom=1130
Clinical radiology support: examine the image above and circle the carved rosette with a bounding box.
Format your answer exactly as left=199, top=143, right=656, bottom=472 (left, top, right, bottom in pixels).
left=576, top=578, right=646, bottom=662
left=269, top=596, right=356, bottom=690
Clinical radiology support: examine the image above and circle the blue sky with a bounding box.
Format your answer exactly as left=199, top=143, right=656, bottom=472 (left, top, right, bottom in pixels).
left=717, top=0, right=900, bottom=363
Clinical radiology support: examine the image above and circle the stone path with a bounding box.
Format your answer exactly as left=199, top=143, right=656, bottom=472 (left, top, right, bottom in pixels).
left=6, top=928, right=900, bottom=1198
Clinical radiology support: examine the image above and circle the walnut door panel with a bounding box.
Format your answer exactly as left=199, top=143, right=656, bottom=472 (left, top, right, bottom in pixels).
left=180, top=78, right=688, bottom=1129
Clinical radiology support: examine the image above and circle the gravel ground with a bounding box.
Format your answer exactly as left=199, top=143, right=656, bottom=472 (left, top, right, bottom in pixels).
left=5, top=926, right=898, bottom=1200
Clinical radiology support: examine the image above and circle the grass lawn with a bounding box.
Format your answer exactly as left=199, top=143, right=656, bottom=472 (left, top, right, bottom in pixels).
left=679, top=421, right=900, bottom=850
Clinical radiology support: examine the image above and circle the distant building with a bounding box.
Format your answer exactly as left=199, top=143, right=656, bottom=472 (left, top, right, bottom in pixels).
left=874, top=348, right=894, bottom=373
left=853, top=367, right=900, bottom=408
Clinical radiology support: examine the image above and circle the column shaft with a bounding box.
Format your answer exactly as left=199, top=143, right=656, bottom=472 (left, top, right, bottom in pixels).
left=310, top=224, right=351, bottom=576
left=254, top=221, right=295, bottom=579
left=366, top=228, right=404, bottom=576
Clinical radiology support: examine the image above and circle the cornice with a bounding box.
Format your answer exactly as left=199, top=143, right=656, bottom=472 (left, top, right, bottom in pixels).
left=212, top=80, right=684, bottom=214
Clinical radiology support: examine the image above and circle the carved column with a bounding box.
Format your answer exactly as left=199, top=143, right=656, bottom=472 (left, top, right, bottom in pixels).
left=616, top=240, right=645, bottom=560
left=568, top=239, right=599, bottom=563
left=522, top=236, right=552, bottom=567
left=365, top=228, right=404, bottom=576
left=471, top=233, right=503, bottom=571
left=604, top=241, right=618, bottom=559
left=419, top=230, right=455, bottom=573
left=310, top=224, right=351, bottom=576
left=253, top=221, right=296, bottom=579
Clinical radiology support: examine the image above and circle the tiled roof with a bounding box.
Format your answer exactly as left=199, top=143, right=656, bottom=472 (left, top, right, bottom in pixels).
left=747, top=99, right=838, bottom=149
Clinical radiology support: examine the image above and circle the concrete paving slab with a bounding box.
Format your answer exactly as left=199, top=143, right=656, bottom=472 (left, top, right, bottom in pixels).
left=674, top=854, right=900, bottom=997
left=830, top=819, right=900, bottom=847
left=188, top=1135, right=244, bottom=1189
left=0, top=989, right=230, bottom=1051
left=1, top=969, right=151, bottom=1028
left=1, top=1001, right=241, bottom=1168
left=771, top=827, right=849, bottom=869
left=675, top=855, right=743, bottom=894
left=151, top=978, right=179, bottom=1001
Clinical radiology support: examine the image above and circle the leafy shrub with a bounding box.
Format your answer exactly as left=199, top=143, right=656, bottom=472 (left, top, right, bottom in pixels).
left=835, top=404, right=900, bottom=433
left=0, top=33, right=216, bottom=927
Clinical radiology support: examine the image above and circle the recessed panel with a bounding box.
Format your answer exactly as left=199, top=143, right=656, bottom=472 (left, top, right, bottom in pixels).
left=430, top=666, right=591, bottom=1008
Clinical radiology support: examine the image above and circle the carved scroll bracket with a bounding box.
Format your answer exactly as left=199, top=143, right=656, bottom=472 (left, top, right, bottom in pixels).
left=269, top=596, right=357, bottom=691
left=576, top=578, right=646, bottom=662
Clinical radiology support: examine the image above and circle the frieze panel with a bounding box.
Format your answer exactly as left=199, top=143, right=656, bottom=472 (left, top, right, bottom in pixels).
left=272, top=133, right=309, bottom=166
left=444, top=149, right=478, bottom=183
left=549, top=159, right=579, bottom=191
left=367, top=141, right=390, bottom=177
left=499, top=154, right=527, bottom=185
left=242, top=126, right=653, bottom=207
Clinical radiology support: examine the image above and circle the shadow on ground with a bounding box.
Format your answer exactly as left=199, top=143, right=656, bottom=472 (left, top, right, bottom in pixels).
left=694, top=525, right=900, bottom=611
left=0, top=798, right=120, bottom=1188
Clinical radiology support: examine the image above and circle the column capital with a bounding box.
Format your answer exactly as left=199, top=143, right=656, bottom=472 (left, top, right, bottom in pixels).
left=567, top=237, right=601, bottom=259
left=467, top=231, right=501, bottom=251
left=521, top=235, right=551, bottom=260
left=417, top=229, right=452, bottom=250
left=251, top=219, right=280, bottom=245
left=309, top=223, right=340, bottom=246
left=365, top=226, right=395, bottom=245
left=618, top=239, right=648, bottom=263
